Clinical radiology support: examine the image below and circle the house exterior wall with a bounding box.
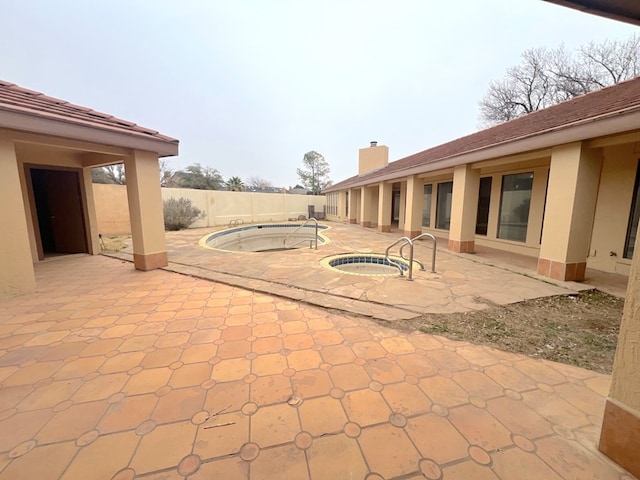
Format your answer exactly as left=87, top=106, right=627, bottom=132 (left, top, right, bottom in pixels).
left=93, top=185, right=327, bottom=234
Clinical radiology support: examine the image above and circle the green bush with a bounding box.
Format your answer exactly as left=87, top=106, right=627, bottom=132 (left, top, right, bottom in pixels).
left=163, top=197, right=205, bottom=231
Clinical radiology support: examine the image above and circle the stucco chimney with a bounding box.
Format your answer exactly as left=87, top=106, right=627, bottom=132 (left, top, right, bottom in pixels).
left=359, top=142, right=388, bottom=175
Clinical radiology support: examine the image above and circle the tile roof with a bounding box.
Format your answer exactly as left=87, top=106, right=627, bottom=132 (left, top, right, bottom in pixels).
left=0, top=80, right=178, bottom=144
left=328, top=76, right=640, bottom=191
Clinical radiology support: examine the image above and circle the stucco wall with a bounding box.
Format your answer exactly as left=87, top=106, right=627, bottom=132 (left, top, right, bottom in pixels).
left=94, top=184, right=326, bottom=235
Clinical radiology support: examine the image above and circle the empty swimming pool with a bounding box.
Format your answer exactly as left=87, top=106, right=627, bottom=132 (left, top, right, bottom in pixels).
left=200, top=223, right=330, bottom=252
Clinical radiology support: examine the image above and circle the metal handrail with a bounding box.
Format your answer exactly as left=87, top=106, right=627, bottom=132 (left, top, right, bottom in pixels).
left=228, top=218, right=244, bottom=227
left=401, top=233, right=436, bottom=273
left=283, top=217, right=318, bottom=250
left=385, top=237, right=413, bottom=278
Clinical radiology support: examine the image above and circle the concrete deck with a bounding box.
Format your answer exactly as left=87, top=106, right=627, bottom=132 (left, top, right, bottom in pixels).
left=0, top=249, right=634, bottom=479
left=109, top=222, right=627, bottom=323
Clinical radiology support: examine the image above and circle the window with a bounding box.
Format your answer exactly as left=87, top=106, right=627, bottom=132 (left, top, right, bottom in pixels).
left=475, top=177, right=492, bottom=235
left=436, top=181, right=453, bottom=230
left=624, top=161, right=640, bottom=259
left=498, top=173, right=533, bottom=242
left=422, top=184, right=432, bottom=227
left=326, top=192, right=338, bottom=216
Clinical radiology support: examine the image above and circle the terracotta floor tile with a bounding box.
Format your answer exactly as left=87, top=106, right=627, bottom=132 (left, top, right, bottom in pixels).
left=141, top=347, right=182, bottom=368
left=584, top=375, right=611, bottom=397
left=299, top=396, right=348, bottom=436
left=170, top=362, right=212, bottom=388
left=252, top=353, right=288, bottom=376
left=134, top=322, right=167, bottom=336
left=359, top=423, right=421, bottom=478
left=253, top=323, right=281, bottom=338
left=124, top=367, right=172, bottom=395
left=453, top=370, right=504, bottom=399
left=396, top=352, right=438, bottom=378
left=319, top=344, right=356, bottom=365
left=522, top=390, right=590, bottom=429
left=380, top=336, right=416, bottom=355
left=130, top=421, right=196, bottom=474
left=419, top=376, right=470, bottom=407
left=190, top=456, right=248, bottom=479
left=119, top=334, right=158, bottom=353
left=0, top=441, right=76, bottom=480
left=0, top=409, right=52, bottom=451
left=406, top=414, right=469, bottom=464
left=38, top=400, right=108, bottom=443
left=250, top=403, right=300, bottom=447
left=153, top=386, right=205, bottom=424
left=554, top=383, right=607, bottom=417
left=100, top=351, right=145, bottom=374
left=252, top=336, right=283, bottom=355
left=287, top=349, right=322, bottom=371
left=99, top=394, right=157, bottom=433
left=351, top=340, right=387, bottom=360
left=491, top=447, right=563, bottom=480
left=283, top=333, right=314, bottom=351
left=165, top=318, right=198, bottom=332
left=52, top=356, right=104, bottom=381
left=250, top=374, right=292, bottom=406
left=20, top=378, right=82, bottom=409
left=34, top=342, right=86, bottom=362
left=382, top=382, right=432, bottom=416
left=341, top=326, right=373, bottom=343
left=60, top=430, right=139, bottom=480
left=180, top=343, right=217, bottom=364
left=341, top=389, right=390, bottom=426
left=449, top=404, right=512, bottom=450
left=79, top=338, right=122, bottom=357
left=313, top=330, right=344, bottom=347
left=212, top=358, right=251, bottom=382
left=426, top=349, right=469, bottom=371
left=3, top=361, right=62, bottom=386
left=364, top=358, right=406, bottom=384
left=0, top=385, right=33, bottom=410
left=221, top=325, right=252, bottom=341
left=218, top=340, right=252, bottom=359
left=155, top=332, right=190, bottom=349
left=536, top=436, right=621, bottom=480
left=483, top=363, right=538, bottom=391
left=292, top=369, right=333, bottom=398
left=281, top=320, right=308, bottom=335
left=486, top=396, right=554, bottom=438
left=24, top=331, right=68, bottom=346
left=307, top=434, right=368, bottom=480
left=513, top=360, right=567, bottom=385
left=204, top=380, right=249, bottom=413
left=408, top=334, right=443, bottom=351
left=250, top=443, right=309, bottom=480
left=329, top=363, right=371, bottom=391
left=442, top=459, right=500, bottom=479
left=455, top=345, right=500, bottom=367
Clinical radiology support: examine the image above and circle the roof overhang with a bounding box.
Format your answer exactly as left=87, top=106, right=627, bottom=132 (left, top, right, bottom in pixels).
left=543, top=0, right=640, bottom=26
left=0, top=109, right=179, bottom=157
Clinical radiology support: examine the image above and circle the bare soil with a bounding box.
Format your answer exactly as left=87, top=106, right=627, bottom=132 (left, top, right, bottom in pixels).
left=99, top=235, right=130, bottom=252
left=414, top=290, right=623, bottom=374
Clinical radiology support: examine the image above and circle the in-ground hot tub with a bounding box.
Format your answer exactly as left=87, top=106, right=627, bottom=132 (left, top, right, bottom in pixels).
left=321, top=254, right=411, bottom=276
left=200, top=223, right=330, bottom=252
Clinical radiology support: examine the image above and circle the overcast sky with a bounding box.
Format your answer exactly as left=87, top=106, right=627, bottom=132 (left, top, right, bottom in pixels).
left=2, top=1, right=637, bottom=187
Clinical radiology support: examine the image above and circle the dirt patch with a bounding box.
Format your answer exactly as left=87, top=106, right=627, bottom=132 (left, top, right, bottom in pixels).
left=99, top=235, right=130, bottom=253
left=413, top=290, right=623, bottom=374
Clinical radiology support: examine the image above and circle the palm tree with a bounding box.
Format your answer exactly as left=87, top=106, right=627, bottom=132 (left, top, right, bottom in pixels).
left=226, top=176, right=245, bottom=192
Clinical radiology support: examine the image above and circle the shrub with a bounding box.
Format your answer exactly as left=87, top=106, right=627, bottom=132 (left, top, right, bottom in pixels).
left=163, top=197, right=206, bottom=231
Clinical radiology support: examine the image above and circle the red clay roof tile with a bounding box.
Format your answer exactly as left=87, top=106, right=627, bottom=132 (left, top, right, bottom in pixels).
left=0, top=80, right=178, bottom=144
left=328, top=76, right=640, bottom=191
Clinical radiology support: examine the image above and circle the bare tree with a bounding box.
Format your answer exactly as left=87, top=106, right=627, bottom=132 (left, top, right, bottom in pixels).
left=247, top=176, right=273, bottom=190
left=479, top=34, right=640, bottom=126
left=91, top=164, right=126, bottom=184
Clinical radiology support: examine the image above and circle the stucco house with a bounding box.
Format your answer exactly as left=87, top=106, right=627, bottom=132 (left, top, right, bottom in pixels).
left=325, top=77, right=640, bottom=282
left=0, top=80, right=178, bottom=300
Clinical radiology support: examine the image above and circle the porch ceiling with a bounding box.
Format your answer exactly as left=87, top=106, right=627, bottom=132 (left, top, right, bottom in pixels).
left=543, top=0, right=640, bottom=25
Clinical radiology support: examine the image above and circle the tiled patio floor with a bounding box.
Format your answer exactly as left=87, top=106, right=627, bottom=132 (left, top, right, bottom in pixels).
left=0, top=255, right=634, bottom=479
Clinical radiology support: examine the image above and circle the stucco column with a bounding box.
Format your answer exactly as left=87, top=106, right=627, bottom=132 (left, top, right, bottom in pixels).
left=599, top=222, right=640, bottom=477
left=537, top=143, right=601, bottom=281
left=448, top=164, right=480, bottom=253
left=347, top=188, right=357, bottom=224
left=403, top=175, right=423, bottom=238
left=360, top=186, right=373, bottom=228
left=124, top=150, right=168, bottom=271
left=378, top=181, right=392, bottom=233
left=0, top=135, right=37, bottom=299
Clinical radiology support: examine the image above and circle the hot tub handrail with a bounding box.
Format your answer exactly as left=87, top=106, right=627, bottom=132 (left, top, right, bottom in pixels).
left=385, top=237, right=413, bottom=278
left=228, top=218, right=244, bottom=227
left=283, top=217, right=318, bottom=250
left=400, top=233, right=437, bottom=273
